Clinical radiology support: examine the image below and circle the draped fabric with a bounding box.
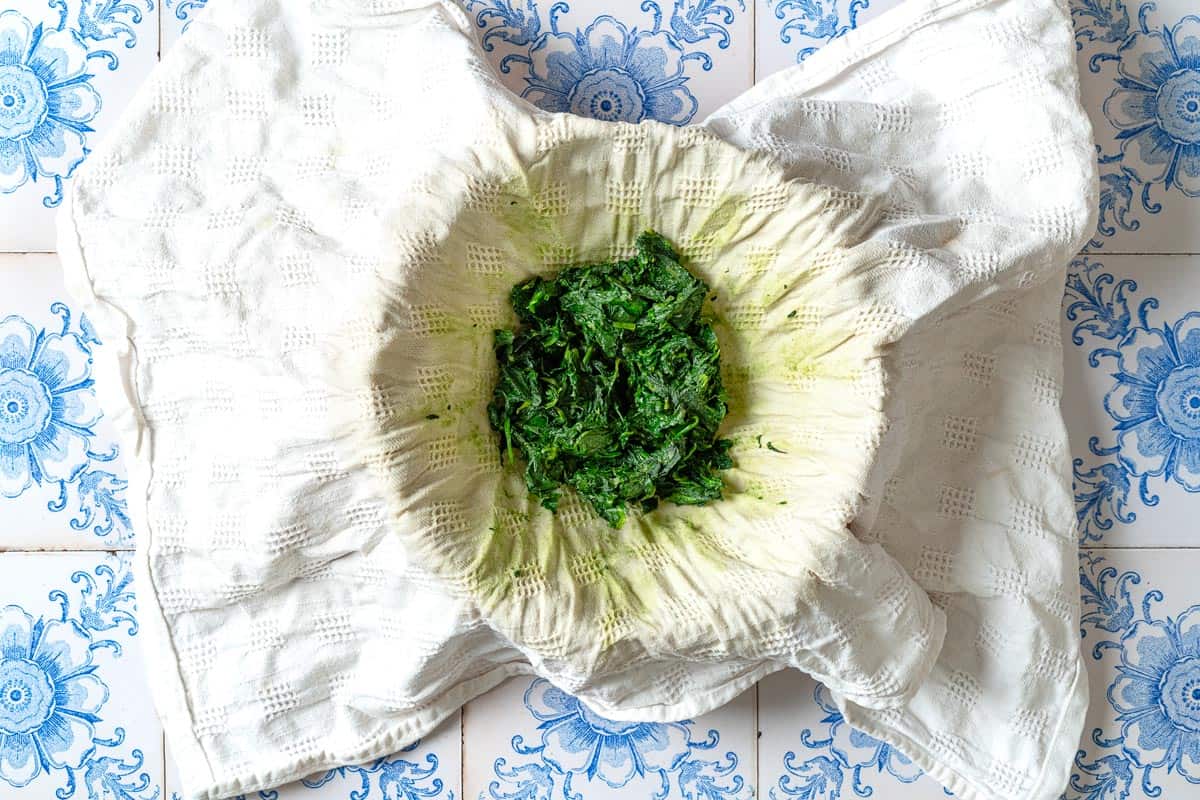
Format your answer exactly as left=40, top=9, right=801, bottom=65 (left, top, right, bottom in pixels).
left=58, top=1, right=1094, bottom=797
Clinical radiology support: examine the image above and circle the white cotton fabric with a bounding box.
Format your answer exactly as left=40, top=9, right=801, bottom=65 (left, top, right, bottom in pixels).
left=345, top=109, right=952, bottom=721
left=56, top=0, right=1095, bottom=798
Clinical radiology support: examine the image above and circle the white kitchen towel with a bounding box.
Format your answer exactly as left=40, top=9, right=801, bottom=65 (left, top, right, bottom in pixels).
left=55, top=0, right=1095, bottom=798
left=707, top=0, right=1096, bottom=795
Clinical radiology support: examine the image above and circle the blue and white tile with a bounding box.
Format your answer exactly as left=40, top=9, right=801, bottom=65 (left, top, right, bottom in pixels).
left=462, top=0, right=754, bottom=125
left=1063, top=254, right=1200, bottom=548
left=757, top=669, right=946, bottom=800
left=0, top=550, right=164, bottom=799
left=165, top=710, right=461, bottom=800
left=464, top=675, right=755, bottom=800
left=0, top=255, right=131, bottom=551
left=1071, top=547, right=1200, bottom=800
left=0, top=0, right=159, bottom=252
left=1071, top=0, right=1200, bottom=253
left=753, top=0, right=903, bottom=81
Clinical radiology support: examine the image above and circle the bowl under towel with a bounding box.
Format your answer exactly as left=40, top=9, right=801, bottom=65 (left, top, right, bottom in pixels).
left=56, top=0, right=1096, bottom=798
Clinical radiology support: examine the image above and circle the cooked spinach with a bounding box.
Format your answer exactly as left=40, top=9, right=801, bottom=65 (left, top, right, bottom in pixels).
left=488, top=231, right=733, bottom=528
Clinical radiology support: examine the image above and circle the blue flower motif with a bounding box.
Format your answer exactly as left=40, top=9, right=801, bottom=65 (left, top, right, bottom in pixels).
left=769, top=0, right=868, bottom=63
left=0, top=10, right=101, bottom=196
left=166, top=0, right=211, bottom=29
left=1103, top=312, right=1200, bottom=492
left=669, top=0, right=745, bottom=49
left=809, top=682, right=921, bottom=785
left=1072, top=0, right=1132, bottom=49
left=0, top=605, right=108, bottom=787
left=1109, top=604, right=1200, bottom=781
left=302, top=746, right=448, bottom=800
left=1103, top=15, right=1200, bottom=196
left=525, top=679, right=692, bottom=787
left=843, top=727, right=921, bottom=783
left=0, top=315, right=101, bottom=498
left=770, top=682, right=922, bottom=800
left=523, top=16, right=697, bottom=124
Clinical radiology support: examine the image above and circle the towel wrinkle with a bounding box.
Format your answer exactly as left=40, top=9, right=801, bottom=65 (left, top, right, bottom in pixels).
left=59, top=0, right=1093, bottom=798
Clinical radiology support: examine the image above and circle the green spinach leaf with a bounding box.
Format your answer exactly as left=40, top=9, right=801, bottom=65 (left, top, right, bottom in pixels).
left=488, top=231, right=733, bottom=528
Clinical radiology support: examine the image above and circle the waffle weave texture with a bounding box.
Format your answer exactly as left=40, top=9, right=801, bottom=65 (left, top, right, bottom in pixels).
left=58, top=1, right=1094, bottom=798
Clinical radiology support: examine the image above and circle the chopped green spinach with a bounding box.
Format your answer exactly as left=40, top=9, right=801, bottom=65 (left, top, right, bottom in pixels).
left=488, top=231, right=733, bottom=528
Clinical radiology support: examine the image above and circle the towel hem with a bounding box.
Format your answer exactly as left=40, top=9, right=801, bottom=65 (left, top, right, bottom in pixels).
left=837, top=653, right=1087, bottom=800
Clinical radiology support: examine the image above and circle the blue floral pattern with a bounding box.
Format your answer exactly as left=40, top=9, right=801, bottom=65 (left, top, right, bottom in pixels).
left=767, top=0, right=869, bottom=63
left=0, top=605, right=107, bottom=787
left=0, top=303, right=131, bottom=546
left=523, top=15, right=696, bottom=124
left=1107, top=604, right=1200, bottom=781
left=1073, top=2, right=1200, bottom=246
left=302, top=745, right=452, bottom=800
left=0, top=312, right=101, bottom=497
left=0, top=11, right=100, bottom=201
left=487, top=678, right=749, bottom=800
left=1063, top=258, right=1151, bottom=541
left=0, top=555, right=157, bottom=799
left=0, top=1, right=151, bottom=208
left=164, top=0, right=207, bottom=29
left=769, top=683, right=923, bottom=800
left=466, top=0, right=741, bottom=125
left=1062, top=257, right=1200, bottom=541
left=1103, top=15, right=1200, bottom=198
left=1070, top=553, right=1200, bottom=797
left=1101, top=312, right=1200, bottom=490
left=530, top=681, right=692, bottom=786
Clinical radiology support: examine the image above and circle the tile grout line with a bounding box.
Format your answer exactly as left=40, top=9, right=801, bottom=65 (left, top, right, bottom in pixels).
left=1077, top=251, right=1200, bottom=257
left=750, top=0, right=758, bottom=85
left=753, top=680, right=761, bottom=797
left=1077, top=545, right=1200, bottom=550
left=154, top=1, right=169, bottom=784
left=0, top=547, right=135, bottom=553
left=0, top=547, right=130, bottom=554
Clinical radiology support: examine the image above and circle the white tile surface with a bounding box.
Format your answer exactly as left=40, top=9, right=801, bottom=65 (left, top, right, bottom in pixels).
left=461, top=0, right=753, bottom=124
left=0, top=0, right=159, bottom=252
left=0, top=254, right=130, bottom=550
left=464, top=676, right=756, bottom=800
left=0, top=551, right=164, bottom=799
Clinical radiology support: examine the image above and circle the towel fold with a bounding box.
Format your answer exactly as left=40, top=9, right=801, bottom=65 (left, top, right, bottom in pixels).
left=58, top=0, right=1094, bottom=798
